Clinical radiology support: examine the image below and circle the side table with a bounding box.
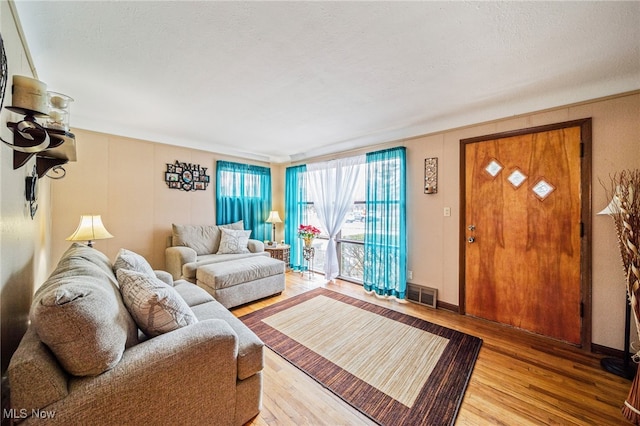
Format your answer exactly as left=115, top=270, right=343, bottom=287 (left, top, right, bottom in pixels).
left=264, top=244, right=290, bottom=269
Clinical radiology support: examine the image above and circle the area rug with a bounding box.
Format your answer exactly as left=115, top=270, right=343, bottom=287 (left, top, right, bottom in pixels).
left=240, top=288, right=482, bottom=425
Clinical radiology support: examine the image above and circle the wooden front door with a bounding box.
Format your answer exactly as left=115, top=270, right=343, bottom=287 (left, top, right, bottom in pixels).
left=461, top=120, right=591, bottom=345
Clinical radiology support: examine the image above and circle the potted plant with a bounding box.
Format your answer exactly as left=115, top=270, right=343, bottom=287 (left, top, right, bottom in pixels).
left=297, top=224, right=321, bottom=247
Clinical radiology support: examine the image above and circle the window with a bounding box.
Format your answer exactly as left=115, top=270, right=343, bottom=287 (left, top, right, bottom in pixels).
left=216, top=160, right=271, bottom=242
left=304, top=164, right=367, bottom=283
left=285, top=147, right=405, bottom=295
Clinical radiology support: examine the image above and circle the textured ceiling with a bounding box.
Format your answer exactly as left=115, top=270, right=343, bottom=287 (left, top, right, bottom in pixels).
left=12, top=1, right=640, bottom=163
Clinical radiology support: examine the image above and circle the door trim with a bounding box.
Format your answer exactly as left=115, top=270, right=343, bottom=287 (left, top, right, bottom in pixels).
left=459, top=118, right=592, bottom=348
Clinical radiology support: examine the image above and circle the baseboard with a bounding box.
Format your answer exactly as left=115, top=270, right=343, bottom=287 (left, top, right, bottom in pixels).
left=437, top=300, right=459, bottom=313
left=383, top=285, right=625, bottom=356
left=425, top=308, right=627, bottom=357
left=591, top=342, right=629, bottom=358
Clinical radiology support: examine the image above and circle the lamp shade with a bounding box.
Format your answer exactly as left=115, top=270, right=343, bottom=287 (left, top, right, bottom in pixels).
left=598, top=185, right=635, bottom=216
left=265, top=211, right=282, bottom=223
left=66, top=215, right=114, bottom=247
left=598, top=195, right=621, bottom=216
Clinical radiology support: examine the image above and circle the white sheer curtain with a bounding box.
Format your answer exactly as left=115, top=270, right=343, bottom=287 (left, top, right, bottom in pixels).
left=307, top=155, right=365, bottom=281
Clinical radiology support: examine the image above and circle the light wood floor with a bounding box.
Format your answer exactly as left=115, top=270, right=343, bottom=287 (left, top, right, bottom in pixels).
left=232, top=273, right=632, bottom=425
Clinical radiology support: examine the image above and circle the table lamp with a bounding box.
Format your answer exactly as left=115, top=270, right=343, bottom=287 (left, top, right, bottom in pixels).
left=66, top=215, right=114, bottom=247
left=265, top=211, right=282, bottom=244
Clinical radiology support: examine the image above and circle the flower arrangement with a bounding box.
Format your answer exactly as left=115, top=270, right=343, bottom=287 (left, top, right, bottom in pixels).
left=297, top=224, right=321, bottom=239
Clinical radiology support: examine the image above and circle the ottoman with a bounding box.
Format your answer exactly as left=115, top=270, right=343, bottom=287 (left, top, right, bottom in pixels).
left=196, top=256, right=286, bottom=308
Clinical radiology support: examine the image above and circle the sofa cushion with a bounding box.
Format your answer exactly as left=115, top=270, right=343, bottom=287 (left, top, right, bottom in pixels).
left=154, top=270, right=174, bottom=286
left=117, top=269, right=198, bottom=337
left=173, top=281, right=215, bottom=307
left=113, top=248, right=155, bottom=277
left=182, top=251, right=269, bottom=281
left=172, top=224, right=219, bottom=256
left=197, top=256, right=285, bottom=290
left=217, top=229, right=251, bottom=254
left=172, top=221, right=244, bottom=255
left=30, top=243, right=138, bottom=376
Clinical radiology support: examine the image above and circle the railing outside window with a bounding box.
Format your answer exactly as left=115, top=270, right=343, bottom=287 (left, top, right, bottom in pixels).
left=305, top=201, right=365, bottom=283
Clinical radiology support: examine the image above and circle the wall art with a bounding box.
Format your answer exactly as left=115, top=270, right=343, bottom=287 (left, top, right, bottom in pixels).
left=165, top=161, right=210, bottom=191
left=424, top=157, right=438, bottom=194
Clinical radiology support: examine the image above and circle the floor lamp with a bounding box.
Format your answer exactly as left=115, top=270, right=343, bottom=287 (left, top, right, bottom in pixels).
left=599, top=194, right=637, bottom=379
left=600, top=298, right=637, bottom=379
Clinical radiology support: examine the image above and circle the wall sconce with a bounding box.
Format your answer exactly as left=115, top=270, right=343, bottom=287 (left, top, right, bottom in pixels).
left=66, top=215, right=114, bottom=248
left=425, top=157, right=438, bottom=194
left=265, top=210, right=282, bottom=244
left=1, top=75, right=77, bottom=179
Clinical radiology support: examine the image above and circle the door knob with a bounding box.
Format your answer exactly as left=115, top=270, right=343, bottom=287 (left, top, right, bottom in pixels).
left=468, top=225, right=476, bottom=231
left=468, top=236, right=475, bottom=243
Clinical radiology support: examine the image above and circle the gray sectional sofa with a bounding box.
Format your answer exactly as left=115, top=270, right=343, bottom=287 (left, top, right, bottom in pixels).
left=7, top=243, right=263, bottom=425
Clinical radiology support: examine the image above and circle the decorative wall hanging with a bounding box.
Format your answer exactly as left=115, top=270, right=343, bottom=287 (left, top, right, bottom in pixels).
left=165, top=161, right=210, bottom=191
left=0, top=34, right=7, bottom=111
left=424, top=157, right=438, bottom=194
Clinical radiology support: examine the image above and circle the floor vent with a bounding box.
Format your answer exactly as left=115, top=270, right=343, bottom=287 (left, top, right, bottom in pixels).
left=407, top=283, right=437, bottom=308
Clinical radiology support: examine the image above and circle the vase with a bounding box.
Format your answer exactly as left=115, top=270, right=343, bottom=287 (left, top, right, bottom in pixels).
left=303, top=237, right=313, bottom=247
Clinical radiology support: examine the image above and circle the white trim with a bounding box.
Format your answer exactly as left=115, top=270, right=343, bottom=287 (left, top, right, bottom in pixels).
left=8, top=0, right=38, bottom=78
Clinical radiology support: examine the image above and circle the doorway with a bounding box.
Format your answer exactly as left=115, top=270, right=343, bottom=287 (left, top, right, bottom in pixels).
left=460, top=119, right=592, bottom=346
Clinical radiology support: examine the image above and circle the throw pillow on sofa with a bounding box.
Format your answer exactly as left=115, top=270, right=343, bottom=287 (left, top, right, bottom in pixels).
left=113, top=248, right=155, bottom=277
left=116, top=269, right=197, bottom=337
left=217, top=228, right=252, bottom=254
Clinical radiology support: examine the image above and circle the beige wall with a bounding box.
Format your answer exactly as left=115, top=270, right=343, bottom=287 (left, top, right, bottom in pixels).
left=49, top=130, right=271, bottom=270
left=290, top=92, right=640, bottom=351
left=0, top=2, right=54, bottom=372
left=270, top=164, right=286, bottom=243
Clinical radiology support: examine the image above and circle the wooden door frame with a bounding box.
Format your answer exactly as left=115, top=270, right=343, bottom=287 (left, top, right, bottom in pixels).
left=459, top=118, right=592, bottom=348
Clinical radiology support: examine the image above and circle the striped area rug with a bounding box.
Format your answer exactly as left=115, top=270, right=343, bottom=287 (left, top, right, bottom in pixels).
left=240, top=288, right=482, bottom=426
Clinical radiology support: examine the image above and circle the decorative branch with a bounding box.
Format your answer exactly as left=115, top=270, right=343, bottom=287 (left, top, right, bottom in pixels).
left=605, top=170, right=640, bottom=353
left=615, top=169, right=640, bottom=425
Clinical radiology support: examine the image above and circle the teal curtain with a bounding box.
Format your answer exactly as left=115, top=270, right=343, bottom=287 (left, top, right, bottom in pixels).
left=363, top=147, right=407, bottom=298
left=216, top=160, right=271, bottom=242
left=285, top=165, right=307, bottom=270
